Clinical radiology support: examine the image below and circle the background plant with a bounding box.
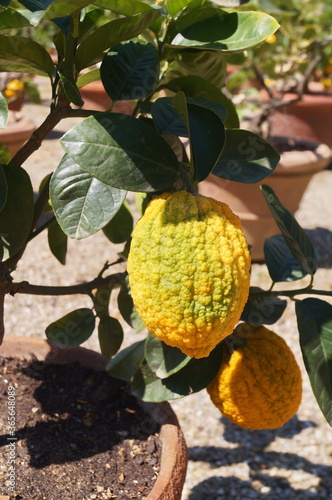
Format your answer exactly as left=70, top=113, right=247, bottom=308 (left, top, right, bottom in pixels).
left=0, top=0, right=331, bottom=427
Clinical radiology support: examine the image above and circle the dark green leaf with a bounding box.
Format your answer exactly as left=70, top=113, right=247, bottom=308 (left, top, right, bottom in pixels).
left=102, top=200, right=133, bottom=244
left=261, top=185, right=317, bottom=276
left=241, top=286, right=287, bottom=325
left=0, top=165, right=34, bottom=261
left=168, top=10, right=279, bottom=52
left=0, top=165, right=7, bottom=212
left=45, top=308, right=95, bottom=349
left=58, top=60, right=84, bottom=107
left=60, top=113, right=180, bottom=193
left=101, top=39, right=160, bottom=101
left=117, top=277, right=145, bottom=332
left=0, top=1, right=11, bottom=8
left=75, top=9, right=161, bottom=71
left=145, top=332, right=191, bottom=379
left=95, top=285, right=114, bottom=317
left=50, top=154, right=126, bottom=239
left=212, top=130, right=280, bottom=183
left=264, top=234, right=308, bottom=282
left=131, top=343, right=223, bottom=402
left=0, top=92, right=8, bottom=129
left=152, top=97, right=188, bottom=137
left=165, top=75, right=239, bottom=128
left=176, top=49, right=227, bottom=88
left=47, top=218, right=68, bottom=265
left=98, top=315, right=124, bottom=360
left=0, top=7, right=33, bottom=28
left=16, top=0, right=53, bottom=11
left=106, top=340, right=145, bottom=381
left=0, top=35, right=54, bottom=76
left=296, top=298, right=332, bottom=426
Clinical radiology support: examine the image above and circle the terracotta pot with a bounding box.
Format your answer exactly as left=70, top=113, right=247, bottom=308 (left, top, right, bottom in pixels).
left=0, top=112, right=36, bottom=157
left=0, top=335, right=188, bottom=500
left=268, top=92, right=332, bottom=148
left=198, top=137, right=331, bottom=262
left=79, top=80, right=134, bottom=115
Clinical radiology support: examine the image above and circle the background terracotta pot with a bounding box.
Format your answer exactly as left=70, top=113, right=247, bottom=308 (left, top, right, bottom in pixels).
left=0, top=335, right=188, bottom=500
left=79, top=80, right=134, bottom=115
left=0, top=112, right=36, bottom=157
left=198, top=137, right=331, bottom=262
left=268, top=92, right=332, bottom=149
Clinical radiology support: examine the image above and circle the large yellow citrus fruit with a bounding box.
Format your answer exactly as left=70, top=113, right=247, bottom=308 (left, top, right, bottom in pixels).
left=207, top=325, right=302, bottom=429
left=127, top=190, right=250, bottom=358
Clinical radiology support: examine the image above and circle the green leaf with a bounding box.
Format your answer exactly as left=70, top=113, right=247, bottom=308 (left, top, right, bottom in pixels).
left=98, top=315, right=124, bottom=360
left=58, top=60, right=84, bottom=107
left=165, top=75, right=239, bottom=128
left=0, top=92, right=8, bottom=130
left=261, top=185, right=317, bottom=277
left=0, top=35, right=54, bottom=76
left=264, top=234, right=308, bottom=282
left=176, top=49, right=227, bottom=88
left=75, top=9, right=161, bottom=71
left=102, top=200, right=133, bottom=244
left=50, top=154, right=127, bottom=239
left=0, top=165, right=34, bottom=261
left=212, top=129, right=280, bottom=183
left=131, top=343, right=224, bottom=402
left=95, top=285, right=114, bottom=317
left=45, top=308, right=96, bottom=349
left=47, top=218, right=68, bottom=265
left=101, top=39, right=160, bottom=101
left=0, top=165, right=7, bottom=212
left=117, top=277, right=145, bottom=332
left=106, top=340, right=145, bottom=381
left=60, top=113, right=180, bottom=193
left=152, top=97, right=188, bottom=137
left=77, top=68, right=100, bottom=89
left=166, top=0, right=192, bottom=16
left=0, top=7, right=33, bottom=28
left=95, top=0, right=162, bottom=34
left=241, top=286, right=287, bottom=325
left=145, top=332, right=191, bottom=379
left=43, top=0, right=93, bottom=19
left=168, top=9, right=280, bottom=52
left=296, top=298, right=332, bottom=426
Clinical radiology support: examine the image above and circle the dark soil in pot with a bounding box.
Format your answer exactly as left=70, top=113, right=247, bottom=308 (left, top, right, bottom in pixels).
left=0, top=357, right=161, bottom=500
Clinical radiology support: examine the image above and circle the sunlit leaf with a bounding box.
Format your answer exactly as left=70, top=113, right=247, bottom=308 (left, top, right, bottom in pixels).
left=46, top=308, right=95, bottom=349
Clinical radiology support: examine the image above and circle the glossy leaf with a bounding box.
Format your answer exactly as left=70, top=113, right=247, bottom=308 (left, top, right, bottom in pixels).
left=131, top=343, right=224, bottom=402
left=0, top=92, right=8, bottom=129
left=75, top=9, right=161, bottom=71
left=58, top=60, right=84, bottom=107
left=98, top=315, right=124, bottom=360
left=47, top=218, right=68, bottom=265
left=101, top=39, right=160, bottom=101
left=50, top=154, right=127, bottom=239
left=165, top=75, right=239, bottom=128
left=102, top=200, right=133, bottom=244
left=261, top=185, right=317, bottom=277
left=0, top=165, right=7, bottom=212
left=168, top=10, right=279, bottom=52
left=264, top=234, right=308, bottom=282
left=77, top=68, right=100, bottom=89
left=46, top=308, right=95, bottom=349
left=106, top=340, right=145, bottom=381
left=212, top=129, right=280, bottom=183
left=0, top=165, right=34, bottom=261
left=296, top=298, right=332, bottom=426
left=145, top=332, right=191, bottom=379
left=43, top=0, right=93, bottom=19
left=241, top=286, right=287, bottom=325
left=117, top=277, right=145, bottom=332
left=60, top=113, right=180, bottom=193
left=0, top=35, right=54, bottom=76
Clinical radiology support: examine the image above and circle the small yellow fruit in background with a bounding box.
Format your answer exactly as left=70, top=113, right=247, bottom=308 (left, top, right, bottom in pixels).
left=207, top=325, right=302, bottom=430
left=264, top=33, right=277, bottom=44
left=127, top=190, right=250, bottom=359
left=3, top=78, right=25, bottom=99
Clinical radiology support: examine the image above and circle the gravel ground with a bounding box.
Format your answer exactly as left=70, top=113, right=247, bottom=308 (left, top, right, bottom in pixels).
left=2, top=80, right=332, bottom=499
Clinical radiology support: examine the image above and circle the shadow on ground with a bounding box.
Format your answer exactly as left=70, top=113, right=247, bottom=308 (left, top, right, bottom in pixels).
left=188, top=416, right=332, bottom=499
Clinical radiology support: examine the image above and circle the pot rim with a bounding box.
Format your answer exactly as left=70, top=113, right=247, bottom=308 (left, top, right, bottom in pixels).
left=0, top=335, right=188, bottom=500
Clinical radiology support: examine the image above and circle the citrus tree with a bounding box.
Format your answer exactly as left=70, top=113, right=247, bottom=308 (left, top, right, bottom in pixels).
left=0, top=0, right=331, bottom=430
